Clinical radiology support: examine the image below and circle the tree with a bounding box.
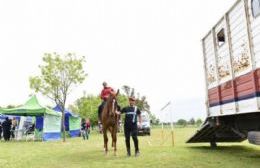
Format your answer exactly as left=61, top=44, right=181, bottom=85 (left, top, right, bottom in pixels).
left=188, top=118, right=195, bottom=125
left=196, top=118, right=203, bottom=126
left=6, top=105, right=16, bottom=109
left=117, top=94, right=129, bottom=110
left=70, top=95, right=100, bottom=125
left=130, top=88, right=135, bottom=97
left=122, top=85, right=131, bottom=97
left=176, top=119, right=187, bottom=127
left=29, top=52, right=86, bottom=142
left=121, top=85, right=150, bottom=112
left=149, top=113, right=160, bottom=125
left=136, top=96, right=150, bottom=112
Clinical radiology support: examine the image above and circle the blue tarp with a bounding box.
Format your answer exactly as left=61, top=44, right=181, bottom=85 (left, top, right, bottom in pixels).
left=35, top=105, right=74, bottom=131
left=52, top=105, right=80, bottom=137
left=43, top=132, right=61, bottom=141
left=69, top=130, right=80, bottom=137
left=35, top=115, right=61, bottom=141
left=53, top=105, right=79, bottom=117
left=0, top=114, right=20, bottom=122
left=36, top=116, right=44, bottom=130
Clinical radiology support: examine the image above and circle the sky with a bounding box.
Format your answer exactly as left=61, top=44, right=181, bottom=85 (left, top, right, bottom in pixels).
left=0, top=0, right=237, bottom=122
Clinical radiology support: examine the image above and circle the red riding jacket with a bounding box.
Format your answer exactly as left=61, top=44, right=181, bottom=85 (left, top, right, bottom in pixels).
left=100, top=87, right=114, bottom=101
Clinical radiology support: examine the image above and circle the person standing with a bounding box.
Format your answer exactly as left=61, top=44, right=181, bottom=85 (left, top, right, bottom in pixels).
left=11, top=118, right=17, bottom=139
left=86, top=119, right=91, bottom=140
left=0, top=121, right=2, bottom=140
left=98, top=82, right=114, bottom=121
left=119, top=96, right=142, bottom=157
left=2, top=117, right=12, bottom=141
left=81, top=119, right=87, bottom=140
left=98, top=82, right=114, bottom=131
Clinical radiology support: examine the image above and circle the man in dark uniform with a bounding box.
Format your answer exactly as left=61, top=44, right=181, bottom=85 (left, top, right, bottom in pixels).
left=119, top=96, right=142, bottom=157
left=2, top=117, right=12, bottom=141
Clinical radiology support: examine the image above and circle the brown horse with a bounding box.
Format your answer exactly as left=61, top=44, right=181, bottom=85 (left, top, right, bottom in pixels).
left=101, top=90, right=120, bottom=155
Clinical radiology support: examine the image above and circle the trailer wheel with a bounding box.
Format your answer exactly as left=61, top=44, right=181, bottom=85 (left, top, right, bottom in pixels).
left=210, top=141, right=217, bottom=148
left=248, top=131, right=260, bottom=145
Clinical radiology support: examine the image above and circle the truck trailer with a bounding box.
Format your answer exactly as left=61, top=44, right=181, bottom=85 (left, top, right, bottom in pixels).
left=187, top=0, right=260, bottom=147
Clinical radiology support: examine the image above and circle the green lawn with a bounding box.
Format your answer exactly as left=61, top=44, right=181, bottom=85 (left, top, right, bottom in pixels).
left=1, top=127, right=260, bottom=168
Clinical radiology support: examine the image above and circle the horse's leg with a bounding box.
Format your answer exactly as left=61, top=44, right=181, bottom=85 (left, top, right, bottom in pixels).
left=113, top=117, right=119, bottom=156
left=109, top=127, right=114, bottom=148
left=112, top=126, right=117, bottom=156
left=111, top=134, right=114, bottom=148
left=103, top=128, right=108, bottom=155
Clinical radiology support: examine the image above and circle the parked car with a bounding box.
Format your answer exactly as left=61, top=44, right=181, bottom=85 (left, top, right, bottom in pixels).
left=137, top=111, right=150, bottom=136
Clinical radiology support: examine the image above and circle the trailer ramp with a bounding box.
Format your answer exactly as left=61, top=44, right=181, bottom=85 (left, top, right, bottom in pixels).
left=187, top=119, right=246, bottom=143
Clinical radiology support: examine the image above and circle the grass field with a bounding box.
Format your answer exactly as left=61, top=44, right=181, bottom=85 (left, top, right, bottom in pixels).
left=1, top=127, right=260, bottom=168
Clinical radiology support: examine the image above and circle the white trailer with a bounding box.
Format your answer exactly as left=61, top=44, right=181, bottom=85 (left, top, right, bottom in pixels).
left=187, top=0, right=260, bottom=146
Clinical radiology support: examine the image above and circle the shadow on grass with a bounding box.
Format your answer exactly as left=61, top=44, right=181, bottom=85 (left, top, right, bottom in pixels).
left=0, top=140, right=43, bottom=144
left=187, top=145, right=260, bottom=159
left=56, top=149, right=128, bottom=162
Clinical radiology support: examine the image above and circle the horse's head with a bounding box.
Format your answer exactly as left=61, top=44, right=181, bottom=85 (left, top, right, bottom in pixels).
left=107, top=89, right=119, bottom=115
left=110, top=89, right=119, bottom=99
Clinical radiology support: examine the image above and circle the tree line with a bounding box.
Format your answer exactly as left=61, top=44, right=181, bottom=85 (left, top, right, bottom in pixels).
left=175, top=118, right=203, bottom=127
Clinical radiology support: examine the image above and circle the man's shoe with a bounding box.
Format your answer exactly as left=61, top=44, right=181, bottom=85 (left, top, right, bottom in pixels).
left=127, top=149, right=131, bottom=157
left=135, top=151, right=140, bottom=157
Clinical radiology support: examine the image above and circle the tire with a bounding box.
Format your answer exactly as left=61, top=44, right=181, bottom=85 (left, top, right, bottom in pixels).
left=248, top=131, right=260, bottom=145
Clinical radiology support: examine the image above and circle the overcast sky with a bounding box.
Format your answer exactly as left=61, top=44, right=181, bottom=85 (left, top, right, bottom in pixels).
left=0, top=0, right=236, bottom=121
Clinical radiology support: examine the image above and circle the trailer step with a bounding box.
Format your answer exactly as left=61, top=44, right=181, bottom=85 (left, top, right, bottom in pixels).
left=186, top=118, right=246, bottom=143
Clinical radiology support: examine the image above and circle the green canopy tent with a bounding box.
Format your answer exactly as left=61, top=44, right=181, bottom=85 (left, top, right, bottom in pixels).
left=0, top=96, right=62, bottom=141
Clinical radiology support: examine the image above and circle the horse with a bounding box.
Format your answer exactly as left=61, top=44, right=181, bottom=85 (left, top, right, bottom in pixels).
left=101, top=90, right=120, bottom=155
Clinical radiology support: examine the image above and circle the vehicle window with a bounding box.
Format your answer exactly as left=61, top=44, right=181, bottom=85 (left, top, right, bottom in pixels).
left=141, top=114, right=149, bottom=122
left=217, top=29, right=225, bottom=47
left=252, top=0, right=260, bottom=18
left=142, top=118, right=148, bottom=122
